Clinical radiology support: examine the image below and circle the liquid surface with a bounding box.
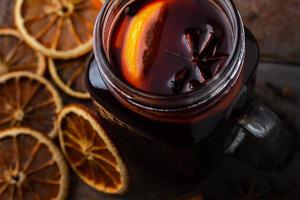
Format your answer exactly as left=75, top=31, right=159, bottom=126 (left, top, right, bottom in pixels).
left=111, top=0, right=233, bottom=95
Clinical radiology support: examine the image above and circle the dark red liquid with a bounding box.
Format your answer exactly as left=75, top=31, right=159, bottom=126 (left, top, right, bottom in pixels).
left=88, top=0, right=260, bottom=181
left=111, top=0, right=233, bottom=95
left=87, top=28, right=259, bottom=181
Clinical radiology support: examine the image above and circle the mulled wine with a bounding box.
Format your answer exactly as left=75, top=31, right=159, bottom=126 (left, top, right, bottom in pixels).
left=85, top=0, right=268, bottom=181
left=111, top=0, right=233, bottom=95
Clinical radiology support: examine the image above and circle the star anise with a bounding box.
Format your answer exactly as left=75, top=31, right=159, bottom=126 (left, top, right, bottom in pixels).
left=166, top=21, right=229, bottom=94
left=185, top=22, right=228, bottom=80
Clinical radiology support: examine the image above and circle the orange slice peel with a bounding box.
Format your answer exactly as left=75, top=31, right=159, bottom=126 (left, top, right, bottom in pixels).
left=0, top=72, right=62, bottom=139
left=121, top=0, right=167, bottom=87
left=58, top=104, right=129, bottom=194
left=15, top=0, right=103, bottom=59
left=0, top=127, right=69, bottom=200
left=0, top=28, right=46, bottom=76
left=48, top=55, right=90, bottom=99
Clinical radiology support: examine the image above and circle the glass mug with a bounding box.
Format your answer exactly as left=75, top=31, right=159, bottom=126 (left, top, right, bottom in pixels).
left=86, top=0, right=291, bottom=181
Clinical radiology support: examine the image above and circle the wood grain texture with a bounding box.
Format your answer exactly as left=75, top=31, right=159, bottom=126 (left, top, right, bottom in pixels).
left=234, top=0, right=300, bottom=64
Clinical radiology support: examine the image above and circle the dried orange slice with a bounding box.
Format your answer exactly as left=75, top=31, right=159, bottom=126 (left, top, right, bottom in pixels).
left=0, top=128, right=69, bottom=200
left=58, top=104, right=128, bottom=194
left=48, top=54, right=89, bottom=99
left=0, top=72, right=62, bottom=138
left=15, top=0, right=103, bottom=59
left=0, top=29, right=46, bottom=76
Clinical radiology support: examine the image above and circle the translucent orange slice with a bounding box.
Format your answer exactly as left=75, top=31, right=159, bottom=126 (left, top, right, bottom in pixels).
left=0, top=29, right=46, bottom=76
left=0, top=128, right=69, bottom=200
left=121, top=1, right=167, bottom=87
left=48, top=54, right=90, bottom=99
left=0, top=72, right=62, bottom=138
left=58, top=104, right=128, bottom=194
left=15, top=0, right=103, bottom=59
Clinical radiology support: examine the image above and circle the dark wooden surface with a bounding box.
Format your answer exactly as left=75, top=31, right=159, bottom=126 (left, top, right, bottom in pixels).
left=234, top=0, right=300, bottom=64
left=1, top=1, right=300, bottom=200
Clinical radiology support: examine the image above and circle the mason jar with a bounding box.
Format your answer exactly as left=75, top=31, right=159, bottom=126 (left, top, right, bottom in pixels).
left=86, top=0, right=290, bottom=181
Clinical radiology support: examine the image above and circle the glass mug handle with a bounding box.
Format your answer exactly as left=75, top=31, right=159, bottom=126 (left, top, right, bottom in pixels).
left=225, top=97, right=293, bottom=169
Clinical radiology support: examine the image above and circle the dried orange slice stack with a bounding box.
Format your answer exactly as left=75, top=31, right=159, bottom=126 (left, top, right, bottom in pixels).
left=0, top=72, right=62, bottom=138
left=0, top=0, right=131, bottom=198
left=15, top=0, right=102, bottom=59
left=49, top=54, right=90, bottom=99
left=0, top=29, right=45, bottom=76
left=15, top=0, right=103, bottom=99
left=58, top=104, right=128, bottom=194
left=0, top=128, right=69, bottom=200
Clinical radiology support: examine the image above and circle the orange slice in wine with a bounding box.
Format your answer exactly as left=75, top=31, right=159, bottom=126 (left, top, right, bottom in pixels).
left=0, top=29, right=46, bottom=76
left=15, top=0, right=103, bottom=59
left=0, top=72, right=62, bottom=138
left=58, top=104, right=128, bottom=194
left=49, top=54, right=90, bottom=99
left=121, top=1, right=167, bottom=87
left=0, top=128, right=69, bottom=200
